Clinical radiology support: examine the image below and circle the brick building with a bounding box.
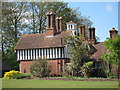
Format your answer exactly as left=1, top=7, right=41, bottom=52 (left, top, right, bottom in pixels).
left=14, top=11, right=118, bottom=76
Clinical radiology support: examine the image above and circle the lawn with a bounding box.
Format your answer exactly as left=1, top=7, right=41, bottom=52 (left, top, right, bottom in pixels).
left=2, top=79, right=118, bottom=88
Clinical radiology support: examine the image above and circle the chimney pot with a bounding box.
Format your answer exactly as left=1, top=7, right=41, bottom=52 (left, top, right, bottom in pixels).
left=81, top=25, right=85, bottom=27
left=112, top=27, right=115, bottom=30
left=50, top=11, right=55, bottom=15
left=91, top=27, right=95, bottom=30
left=46, top=12, right=50, bottom=15
left=56, top=17, right=59, bottom=19
left=109, top=27, right=118, bottom=39
left=59, top=17, right=63, bottom=19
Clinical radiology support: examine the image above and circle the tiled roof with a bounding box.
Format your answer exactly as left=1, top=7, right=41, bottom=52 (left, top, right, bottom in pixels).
left=91, top=42, right=108, bottom=60
left=14, top=31, right=71, bottom=50
left=15, top=31, right=108, bottom=60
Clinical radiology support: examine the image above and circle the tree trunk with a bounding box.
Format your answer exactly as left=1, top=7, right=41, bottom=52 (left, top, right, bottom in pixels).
left=14, top=19, right=18, bottom=42
left=109, top=64, right=112, bottom=76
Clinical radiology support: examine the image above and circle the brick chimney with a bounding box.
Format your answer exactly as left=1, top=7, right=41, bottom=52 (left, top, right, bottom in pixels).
left=88, top=27, right=96, bottom=45
left=80, top=25, right=85, bottom=40
left=56, top=17, right=59, bottom=32
left=109, top=27, right=118, bottom=39
left=46, top=11, right=56, bottom=37
left=56, top=17, right=63, bottom=33
left=59, top=17, right=63, bottom=32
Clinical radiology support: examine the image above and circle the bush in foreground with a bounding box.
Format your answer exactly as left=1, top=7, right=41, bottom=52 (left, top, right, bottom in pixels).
left=3, top=70, right=30, bottom=79
left=30, top=58, right=51, bottom=78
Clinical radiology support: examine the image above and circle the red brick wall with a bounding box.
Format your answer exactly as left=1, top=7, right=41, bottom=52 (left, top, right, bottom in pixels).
left=46, top=29, right=55, bottom=36
left=20, top=61, right=33, bottom=73
left=19, top=59, right=69, bottom=75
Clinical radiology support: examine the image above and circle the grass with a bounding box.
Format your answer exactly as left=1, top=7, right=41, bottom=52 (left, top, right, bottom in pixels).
left=2, top=79, right=119, bottom=88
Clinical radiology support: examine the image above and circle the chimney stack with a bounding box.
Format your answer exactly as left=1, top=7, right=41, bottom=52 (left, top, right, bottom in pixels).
left=80, top=25, right=85, bottom=40
left=56, top=17, right=59, bottom=32
left=56, top=17, right=63, bottom=33
left=46, top=11, right=56, bottom=37
left=88, top=27, right=96, bottom=45
left=59, top=17, right=63, bottom=32
left=109, top=27, right=118, bottom=39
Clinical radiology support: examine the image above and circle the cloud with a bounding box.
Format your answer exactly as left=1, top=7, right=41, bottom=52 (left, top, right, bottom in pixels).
left=105, top=4, right=113, bottom=12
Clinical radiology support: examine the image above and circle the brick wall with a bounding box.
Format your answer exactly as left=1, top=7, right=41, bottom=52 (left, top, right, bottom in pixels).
left=19, top=59, right=69, bottom=75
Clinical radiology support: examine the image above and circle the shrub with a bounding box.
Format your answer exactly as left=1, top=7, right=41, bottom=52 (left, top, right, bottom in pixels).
left=30, top=58, right=51, bottom=78
left=3, top=70, right=21, bottom=79
left=81, top=61, right=93, bottom=78
left=12, top=73, right=31, bottom=79
left=3, top=70, right=31, bottom=79
left=107, top=75, right=117, bottom=79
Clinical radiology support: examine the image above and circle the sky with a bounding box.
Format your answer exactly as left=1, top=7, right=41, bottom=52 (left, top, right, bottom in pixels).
left=66, top=2, right=118, bottom=42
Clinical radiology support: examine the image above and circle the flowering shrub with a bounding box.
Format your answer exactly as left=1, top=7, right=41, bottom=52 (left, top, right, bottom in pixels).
left=3, top=70, right=21, bottom=79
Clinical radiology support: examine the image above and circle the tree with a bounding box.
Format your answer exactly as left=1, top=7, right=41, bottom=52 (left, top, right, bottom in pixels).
left=64, top=35, right=94, bottom=76
left=26, top=2, right=92, bottom=33
left=102, top=35, right=120, bottom=87
left=2, top=2, right=28, bottom=69
left=30, top=58, right=51, bottom=78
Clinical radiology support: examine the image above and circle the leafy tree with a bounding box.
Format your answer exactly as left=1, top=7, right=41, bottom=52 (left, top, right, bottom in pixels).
left=2, top=2, right=28, bottom=69
left=30, top=58, right=51, bottom=78
left=64, top=35, right=94, bottom=76
left=102, top=35, right=120, bottom=81
left=26, top=2, right=92, bottom=33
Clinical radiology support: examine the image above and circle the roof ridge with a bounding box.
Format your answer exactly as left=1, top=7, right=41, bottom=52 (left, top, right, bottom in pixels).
left=21, top=33, right=45, bottom=37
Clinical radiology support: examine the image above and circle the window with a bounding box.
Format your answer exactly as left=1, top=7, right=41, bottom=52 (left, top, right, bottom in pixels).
left=71, top=25, right=72, bottom=29
left=68, top=25, right=70, bottom=29
left=74, top=31, right=76, bottom=35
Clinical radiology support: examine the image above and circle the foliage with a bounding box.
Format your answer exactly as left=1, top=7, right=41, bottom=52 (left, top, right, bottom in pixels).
left=26, top=2, right=92, bottom=33
left=30, top=58, right=51, bottom=78
left=64, top=35, right=94, bottom=76
left=81, top=61, right=93, bottom=78
left=102, top=34, right=120, bottom=79
left=2, top=2, right=28, bottom=70
left=102, top=35, right=120, bottom=66
left=107, top=75, right=117, bottom=79
left=3, top=70, right=21, bottom=79
left=3, top=70, right=31, bottom=79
